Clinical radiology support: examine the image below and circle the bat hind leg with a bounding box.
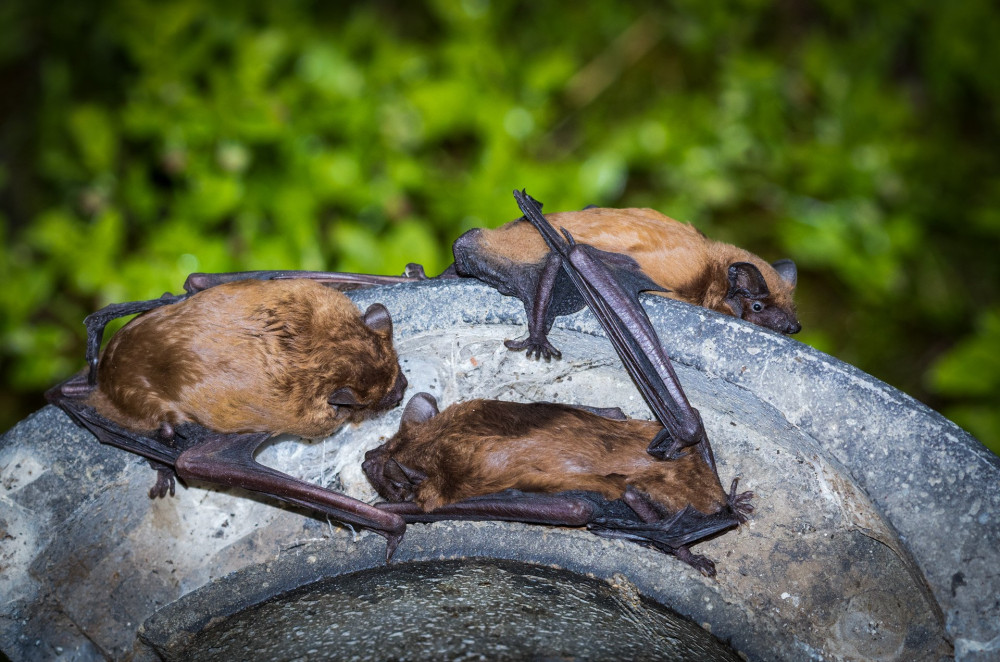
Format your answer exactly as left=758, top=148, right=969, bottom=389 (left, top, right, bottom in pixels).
left=503, top=335, right=562, bottom=361
left=503, top=252, right=579, bottom=361
left=46, top=378, right=219, bottom=499
left=673, top=545, right=717, bottom=577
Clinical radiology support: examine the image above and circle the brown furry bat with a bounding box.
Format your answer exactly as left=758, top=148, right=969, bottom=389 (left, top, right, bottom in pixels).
left=48, top=278, right=409, bottom=556
left=452, top=205, right=800, bottom=358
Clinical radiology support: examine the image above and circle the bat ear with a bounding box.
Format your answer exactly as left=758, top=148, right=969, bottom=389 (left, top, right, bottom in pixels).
left=402, top=392, right=439, bottom=425
left=329, top=387, right=360, bottom=407
left=363, top=303, right=393, bottom=336
left=727, top=262, right=769, bottom=299
left=771, top=259, right=797, bottom=287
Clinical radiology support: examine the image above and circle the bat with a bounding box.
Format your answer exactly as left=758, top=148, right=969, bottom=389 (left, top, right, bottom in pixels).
left=361, top=190, right=752, bottom=575
left=82, top=263, right=430, bottom=385
left=48, top=277, right=411, bottom=557
left=451, top=200, right=800, bottom=359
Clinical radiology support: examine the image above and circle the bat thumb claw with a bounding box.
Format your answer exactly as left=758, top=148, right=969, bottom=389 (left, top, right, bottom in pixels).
left=384, top=529, right=405, bottom=563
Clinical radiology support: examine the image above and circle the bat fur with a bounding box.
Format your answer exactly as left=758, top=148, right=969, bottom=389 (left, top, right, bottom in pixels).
left=452, top=204, right=800, bottom=358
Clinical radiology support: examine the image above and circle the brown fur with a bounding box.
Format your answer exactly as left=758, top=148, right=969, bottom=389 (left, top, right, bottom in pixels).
left=87, top=279, right=405, bottom=438
left=474, top=207, right=798, bottom=328
left=370, top=399, right=729, bottom=516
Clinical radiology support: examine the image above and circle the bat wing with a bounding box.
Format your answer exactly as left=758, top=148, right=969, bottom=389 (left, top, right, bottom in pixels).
left=588, top=505, right=738, bottom=550
left=174, top=432, right=406, bottom=559
left=375, top=488, right=726, bottom=576
left=47, top=376, right=187, bottom=466
left=512, top=190, right=711, bottom=465
left=47, top=379, right=407, bottom=558
left=84, top=294, right=189, bottom=385
left=375, top=489, right=598, bottom=527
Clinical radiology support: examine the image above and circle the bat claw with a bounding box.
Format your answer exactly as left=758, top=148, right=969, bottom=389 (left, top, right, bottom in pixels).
left=504, top=337, right=562, bottom=361
left=148, top=469, right=176, bottom=499
left=727, top=478, right=754, bottom=523
left=384, top=529, right=405, bottom=563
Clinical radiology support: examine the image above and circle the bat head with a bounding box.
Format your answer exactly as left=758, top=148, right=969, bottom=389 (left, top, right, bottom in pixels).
left=725, top=261, right=801, bottom=335
left=323, top=302, right=408, bottom=425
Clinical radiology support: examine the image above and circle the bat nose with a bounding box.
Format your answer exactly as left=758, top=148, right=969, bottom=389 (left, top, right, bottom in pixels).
left=376, top=371, right=408, bottom=410
left=787, top=321, right=802, bottom=334
left=391, top=372, right=408, bottom=405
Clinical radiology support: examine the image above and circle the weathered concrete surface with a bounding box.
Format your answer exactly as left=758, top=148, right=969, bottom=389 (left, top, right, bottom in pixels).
left=1, top=279, right=994, bottom=661
left=143, top=558, right=744, bottom=661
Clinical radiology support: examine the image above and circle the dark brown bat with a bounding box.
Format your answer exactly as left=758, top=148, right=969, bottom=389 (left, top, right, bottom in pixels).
left=452, top=201, right=800, bottom=359
left=48, top=277, right=410, bottom=556
left=362, top=190, right=752, bottom=575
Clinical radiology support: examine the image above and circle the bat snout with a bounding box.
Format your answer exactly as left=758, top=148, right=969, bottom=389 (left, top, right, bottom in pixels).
left=380, top=371, right=408, bottom=409
left=786, top=320, right=802, bottom=334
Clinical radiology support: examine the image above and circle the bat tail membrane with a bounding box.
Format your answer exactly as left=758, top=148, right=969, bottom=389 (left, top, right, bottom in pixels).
left=46, top=378, right=185, bottom=467
left=587, top=505, right=741, bottom=576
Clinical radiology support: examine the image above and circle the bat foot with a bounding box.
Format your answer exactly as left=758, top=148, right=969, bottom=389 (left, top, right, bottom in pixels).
left=149, top=468, right=177, bottom=499
left=504, top=336, right=562, bottom=361
left=727, top=478, right=754, bottom=523
left=674, top=545, right=716, bottom=577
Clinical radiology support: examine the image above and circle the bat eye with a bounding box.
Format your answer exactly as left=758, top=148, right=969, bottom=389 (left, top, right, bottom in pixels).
left=751, top=302, right=764, bottom=312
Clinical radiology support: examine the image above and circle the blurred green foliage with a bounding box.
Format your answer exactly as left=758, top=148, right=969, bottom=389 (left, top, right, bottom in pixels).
left=1, top=0, right=998, bottom=453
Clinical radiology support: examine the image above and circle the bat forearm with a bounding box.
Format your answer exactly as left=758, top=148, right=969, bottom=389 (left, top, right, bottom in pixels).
left=183, top=268, right=428, bottom=294
left=377, top=492, right=595, bottom=526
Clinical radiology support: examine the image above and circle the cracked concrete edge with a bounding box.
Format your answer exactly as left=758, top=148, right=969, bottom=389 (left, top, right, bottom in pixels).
left=346, top=278, right=999, bottom=658
left=135, top=524, right=764, bottom=661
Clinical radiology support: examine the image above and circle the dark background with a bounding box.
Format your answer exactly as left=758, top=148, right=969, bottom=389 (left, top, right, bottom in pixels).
left=2, top=1, right=998, bottom=453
